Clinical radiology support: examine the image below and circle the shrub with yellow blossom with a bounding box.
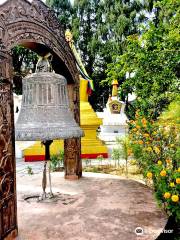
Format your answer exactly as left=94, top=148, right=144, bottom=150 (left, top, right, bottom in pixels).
left=176, top=178, right=180, bottom=184
left=129, top=112, right=180, bottom=222
left=158, top=160, right=162, bottom=166
left=171, top=195, right=179, bottom=203
left=147, top=172, right=153, bottom=179
left=164, top=192, right=171, bottom=199
left=170, top=182, right=175, bottom=188
left=160, top=170, right=167, bottom=177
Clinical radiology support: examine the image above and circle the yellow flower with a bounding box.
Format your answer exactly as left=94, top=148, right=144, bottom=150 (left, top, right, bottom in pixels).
left=176, top=178, right=180, bottom=184
left=135, top=110, right=140, bottom=117
left=141, top=118, right=147, bottom=124
left=170, top=144, right=174, bottom=148
left=160, top=170, right=167, bottom=177
left=138, top=140, right=143, bottom=145
left=143, top=133, right=149, bottom=138
left=133, top=128, right=137, bottom=132
left=164, top=192, right=171, bottom=199
left=130, top=159, right=136, bottom=165
left=147, top=147, right=152, bottom=152
left=171, top=195, right=179, bottom=202
left=128, top=149, right=132, bottom=156
left=153, top=131, right=157, bottom=135
left=154, top=146, right=160, bottom=154
left=129, top=120, right=135, bottom=124
left=166, top=158, right=171, bottom=164
left=147, top=172, right=153, bottom=179
left=157, top=160, right=162, bottom=166
left=141, top=118, right=147, bottom=127
left=178, top=167, right=180, bottom=173
left=136, top=125, right=141, bottom=129
left=170, top=182, right=175, bottom=187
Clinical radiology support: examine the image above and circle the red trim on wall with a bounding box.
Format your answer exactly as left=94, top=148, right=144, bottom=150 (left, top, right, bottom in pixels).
left=24, top=153, right=108, bottom=162
left=81, top=153, right=108, bottom=159
left=24, top=155, right=45, bottom=162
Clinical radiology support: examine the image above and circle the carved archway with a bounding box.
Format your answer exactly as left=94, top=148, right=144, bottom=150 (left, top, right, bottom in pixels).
left=0, top=0, right=81, bottom=239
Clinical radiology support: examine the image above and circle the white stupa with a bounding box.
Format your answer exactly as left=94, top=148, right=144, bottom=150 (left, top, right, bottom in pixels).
left=98, top=80, right=128, bottom=145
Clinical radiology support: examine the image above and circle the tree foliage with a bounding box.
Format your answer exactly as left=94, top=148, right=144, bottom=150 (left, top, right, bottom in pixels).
left=71, top=0, right=149, bottom=110
left=12, top=46, right=38, bottom=94
left=158, top=96, right=180, bottom=126
left=106, top=0, right=180, bottom=119
left=13, top=0, right=160, bottom=111
left=46, top=0, right=73, bottom=29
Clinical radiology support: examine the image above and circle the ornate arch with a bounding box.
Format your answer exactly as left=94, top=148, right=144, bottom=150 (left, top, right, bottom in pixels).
left=0, top=1, right=81, bottom=239
left=0, top=0, right=79, bottom=83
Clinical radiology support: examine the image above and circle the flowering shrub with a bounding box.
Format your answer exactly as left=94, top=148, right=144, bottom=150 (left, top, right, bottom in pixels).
left=129, top=111, right=180, bottom=221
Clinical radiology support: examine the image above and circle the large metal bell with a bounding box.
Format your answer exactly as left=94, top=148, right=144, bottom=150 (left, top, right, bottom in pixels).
left=15, top=71, right=84, bottom=141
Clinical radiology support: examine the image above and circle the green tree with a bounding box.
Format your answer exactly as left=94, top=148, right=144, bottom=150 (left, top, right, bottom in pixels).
left=45, top=0, right=156, bottom=110
left=12, top=46, right=38, bottom=94
left=72, top=0, right=110, bottom=110
left=46, top=0, right=73, bottom=29
left=72, top=0, right=101, bottom=76
left=72, top=0, right=149, bottom=110
left=106, top=0, right=180, bottom=119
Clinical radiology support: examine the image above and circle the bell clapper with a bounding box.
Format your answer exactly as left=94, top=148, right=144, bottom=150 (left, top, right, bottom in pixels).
left=40, top=140, right=53, bottom=200
left=48, top=160, right=54, bottom=198
left=41, top=160, right=47, bottom=200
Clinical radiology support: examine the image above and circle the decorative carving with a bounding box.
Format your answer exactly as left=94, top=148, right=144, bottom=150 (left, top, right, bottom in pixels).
left=0, top=79, right=17, bottom=239
left=0, top=0, right=78, bottom=84
left=0, top=51, right=11, bottom=80
left=64, top=138, right=82, bottom=179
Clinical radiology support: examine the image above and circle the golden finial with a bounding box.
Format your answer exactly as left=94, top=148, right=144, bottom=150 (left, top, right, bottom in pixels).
left=65, top=29, right=73, bottom=45
left=112, top=80, right=118, bottom=97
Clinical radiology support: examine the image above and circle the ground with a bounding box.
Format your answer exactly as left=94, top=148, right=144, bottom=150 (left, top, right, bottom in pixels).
left=16, top=159, right=167, bottom=240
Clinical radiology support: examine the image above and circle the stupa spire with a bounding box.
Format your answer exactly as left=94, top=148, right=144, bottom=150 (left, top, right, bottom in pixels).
left=112, top=80, right=118, bottom=97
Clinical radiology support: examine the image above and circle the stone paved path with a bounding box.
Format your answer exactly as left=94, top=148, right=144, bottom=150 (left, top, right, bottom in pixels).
left=16, top=160, right=167, bottom=240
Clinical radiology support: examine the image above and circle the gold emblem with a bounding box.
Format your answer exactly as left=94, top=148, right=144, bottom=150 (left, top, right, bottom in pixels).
left=109, top=100, right=122, bottom=114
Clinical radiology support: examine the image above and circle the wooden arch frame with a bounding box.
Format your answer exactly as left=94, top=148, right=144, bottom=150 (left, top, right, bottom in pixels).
left=0, top=0, right=82, bottom=239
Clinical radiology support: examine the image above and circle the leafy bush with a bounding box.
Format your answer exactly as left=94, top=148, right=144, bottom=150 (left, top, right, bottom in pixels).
left=50, top=150, right=64, bottom=171
left=26, top=166, right=34, bottom=175
left=111, top=148, right=122, bottom=167
left=111, top=137, right=133, bottom=176
left=129, top=111, right=180, bottom=222
left=96, top=154, right=104, bottom=165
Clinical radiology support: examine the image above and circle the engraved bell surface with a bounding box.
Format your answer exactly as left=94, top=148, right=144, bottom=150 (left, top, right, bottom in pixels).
left=15, top=57, right=84, bottom=141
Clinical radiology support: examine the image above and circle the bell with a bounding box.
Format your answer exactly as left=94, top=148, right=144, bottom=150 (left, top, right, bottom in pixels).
left=15, top=55, right=84, bottom=200
left=15, top=58, right=84, bottom=141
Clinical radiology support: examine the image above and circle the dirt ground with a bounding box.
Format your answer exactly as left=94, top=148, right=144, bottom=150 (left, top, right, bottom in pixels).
left=16, top=172, right=167, bottom=240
